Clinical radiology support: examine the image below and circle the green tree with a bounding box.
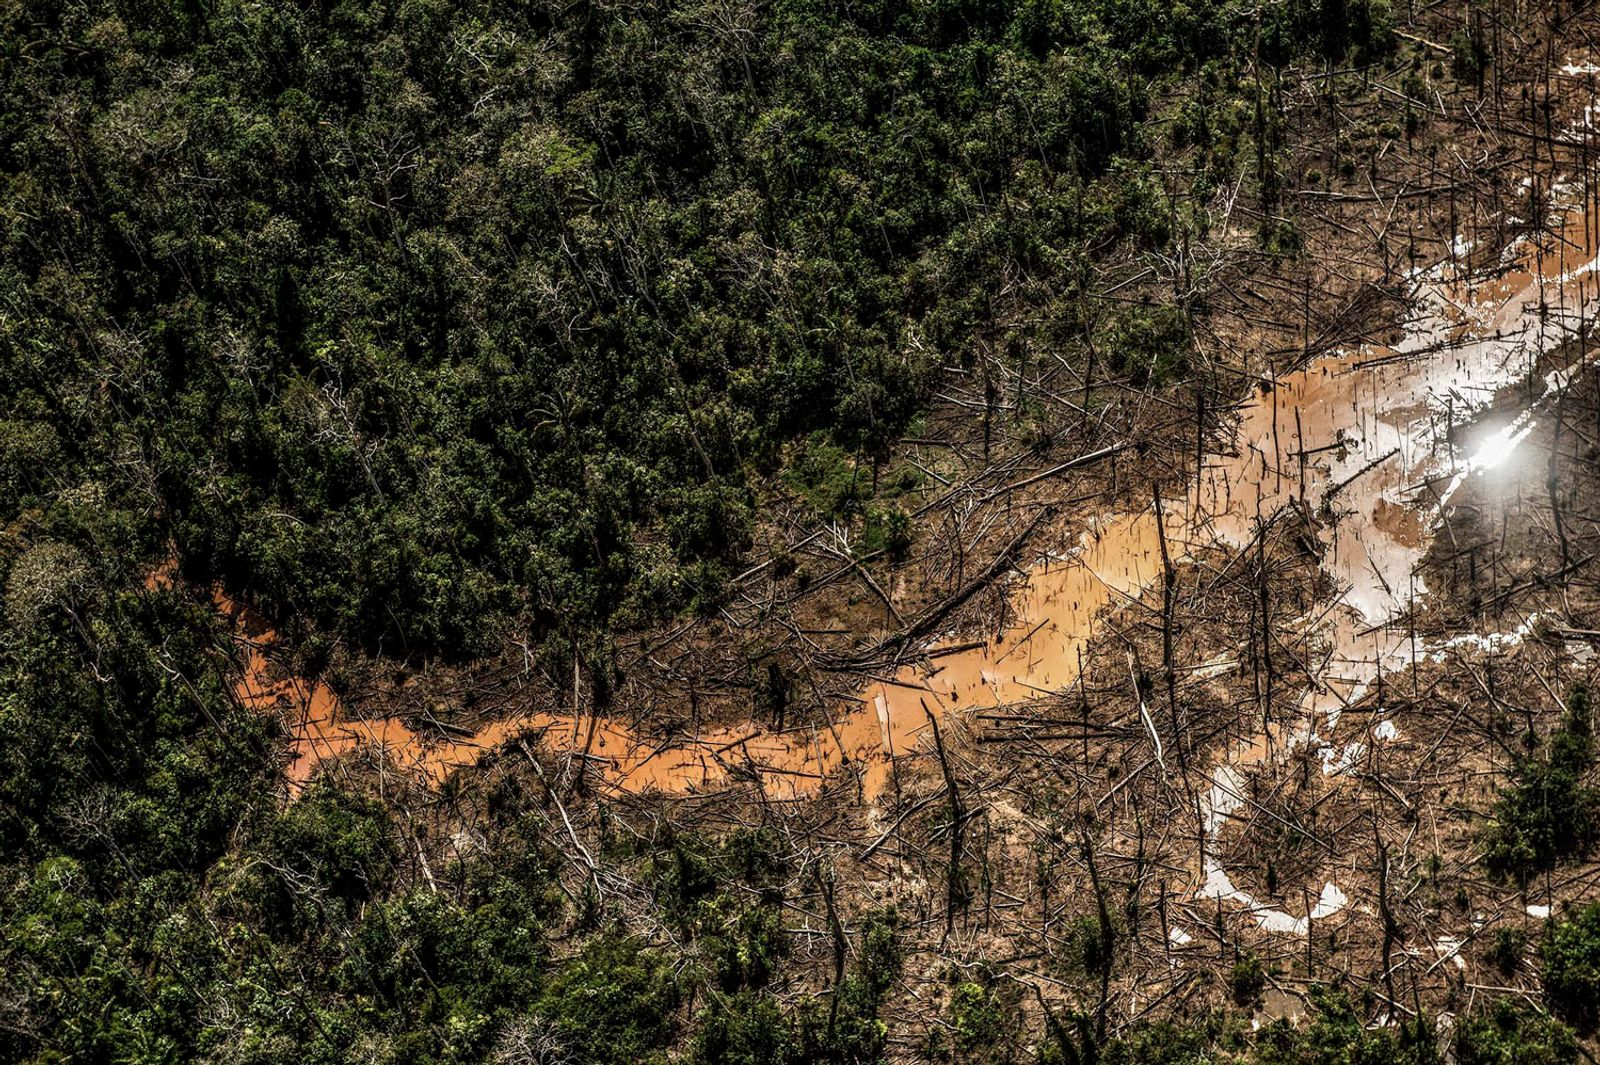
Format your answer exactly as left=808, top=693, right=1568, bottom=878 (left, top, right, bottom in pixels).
left=1542, top=901, right=1600, bottom=1034
left=1483, top=686, right=1598, bottom=884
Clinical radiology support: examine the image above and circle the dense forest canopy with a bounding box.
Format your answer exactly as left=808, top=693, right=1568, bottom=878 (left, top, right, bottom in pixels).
left=1, top=0, right=1389, bottom=666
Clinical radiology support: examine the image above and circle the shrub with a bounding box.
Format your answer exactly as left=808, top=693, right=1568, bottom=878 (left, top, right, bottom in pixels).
left=1455, top=999, right=1577, bottom=1065
left=926, top=978, right=1024, bottom=1065
left=535, top=933, right=682, bottom=1065
left=1484, top=928, right=1525, bottom=978
left=1230, top=954, right=1266, bottom=1008
left=862, top=505, right=914, bottom=562
left=241, top=784, right=396, bottom=935
left=797, top=907, right=901, bottom=1063
left=1099, top=1017, right=1237, bottom=1064
left=1101, top=305, right=1190, bottom=388
left=688, top=991, right=797, bottom=1065
left=1252, top=984, right=1439, bottom=1065
left=1542, top=902, right=1600, bottom=1034
left=1482, top=686, right=1598, bottom=884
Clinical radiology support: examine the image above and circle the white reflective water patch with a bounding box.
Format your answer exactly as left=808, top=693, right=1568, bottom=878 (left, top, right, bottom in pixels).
left=1427, top=614, right=1543, bottom=660
left=1319, top=741, right=1366, bottom=776
left=1201, top=764, right=1247, bottom=835
left=1198, top=858, right=1348, bottom=936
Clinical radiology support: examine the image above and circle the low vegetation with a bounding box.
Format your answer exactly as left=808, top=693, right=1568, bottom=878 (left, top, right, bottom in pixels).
left=1482, top=685, right=1599, bottom=884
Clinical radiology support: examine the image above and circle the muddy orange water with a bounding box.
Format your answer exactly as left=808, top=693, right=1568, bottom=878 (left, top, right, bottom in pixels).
left=1185, top=172, right=1600, bottom=933
left=200, top=169, right=1600, bottom=803
left=202, top=514, right=1171, bottom=797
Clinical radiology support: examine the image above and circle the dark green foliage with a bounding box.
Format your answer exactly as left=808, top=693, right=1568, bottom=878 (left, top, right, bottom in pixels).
left=650, top=834, right=722, bottom=935
left=720, top=826, right=793, bottom=887
left=863, top=505, right=914, bottom=562
left=1455, top=1000, right=1578, bottom=1065
left=1060, top=911, right=1119, bottom=979
left=1252, top=985, right=1439, bottom=1065
left=1482, top=685, right=1599, bottom=884
left=646, top=829, right=790, bottom=992
left=535, top=933, right=683, bottom=1065
left=705, top=901, right=790, bottom=992
left=925, top=978, right=1025, bottom=1065
left=1484, top=927, right=1525, bottom=978
left=686, top=907, right=901, bottom=1065
left=1259, top=0, right=1396, bottom=66
left=690, top=990, right=800, bottom=1065
left=241, top=784, right=397, bottom=933
left=1229, top=953, right=1266, bottom=1007
left=1450, top=20, right=1491, bottom=86
left=1091, top=991, right=1440, bottom=1065
left=786, top=435, right=870, bottom=519
left=1258, top=218, right=1304, bottom=257
left=1101, top=305, right=1191, bottom=388
left=1095, top=998, right=1570, bottom=1065
left=852, top=908, right=904, bottom=1003
left=1542, top=901, right=1600, bottom=1034
left=798, top=907, right=903, bottom=1064
left=0, top=563, right=268, bottom=1056
left=688, top=901, right=902, bottom=1061
left=2, top=779, right=569, bottom=1064
left=1346, top=0, right=1399, bottom=64
left=0, top=0, right=1374, bottom=667
left=330, top=823, right=562, bottom=1050
left=1098, top=1012, right=1244, bottom=1065
left=0, top=557, right=272, bottom=871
